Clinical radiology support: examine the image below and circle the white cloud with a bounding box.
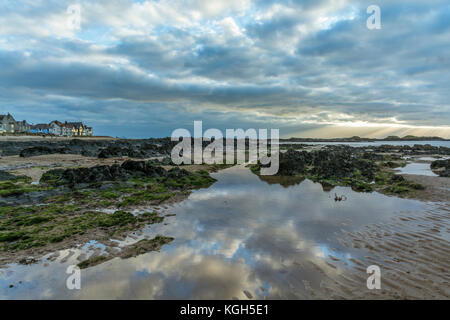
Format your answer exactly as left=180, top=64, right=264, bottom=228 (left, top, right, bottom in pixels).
left=0, top=0, right=449, bottom=137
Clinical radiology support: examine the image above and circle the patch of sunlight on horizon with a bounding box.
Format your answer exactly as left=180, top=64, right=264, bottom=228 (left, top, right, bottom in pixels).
left=287, top=125, right=450, bottom=139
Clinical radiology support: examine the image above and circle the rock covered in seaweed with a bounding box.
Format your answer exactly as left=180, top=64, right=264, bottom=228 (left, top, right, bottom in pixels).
left=0, top=170, right=17, bottom=182
left=266, top=147, right=377, bottom=181
left=40, top=160, right=195, bottom=186
left=431, top=159, right=450, bottom=177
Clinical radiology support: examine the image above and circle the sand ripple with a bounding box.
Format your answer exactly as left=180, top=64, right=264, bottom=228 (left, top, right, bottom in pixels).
left=314, top=206, right=450, bottom=299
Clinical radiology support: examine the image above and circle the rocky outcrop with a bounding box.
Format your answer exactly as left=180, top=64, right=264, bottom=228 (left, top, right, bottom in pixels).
left=0, top=170, right=17, bottom=181
left=0, top=138, right=176, bottom=158
left=19, top=146, right=70, bottom=157
left=277, top=150, right=311, bottom=175
left=431, top=159, right=450, bottom=177
left=270, top=147, right=377, bottom=181
left=98, top=145, right=146, bottom=159
left=310, top=148, right=376, bottom=181
left=279, top=143, right=450, bottom=156
left=4, top=138, right=450, bottom=159
left=373, top=144, right=450, bottom=155
left=40, top=160, right=187, bottom=186
left=255, top=147, right=428, bottom=194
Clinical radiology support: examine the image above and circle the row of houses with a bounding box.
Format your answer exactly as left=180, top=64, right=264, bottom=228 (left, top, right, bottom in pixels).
left=0, top=113, right=93, bottom=136
left=31, top=120, right=93, bottom=136
left=0, top=114, right=30, bottom=133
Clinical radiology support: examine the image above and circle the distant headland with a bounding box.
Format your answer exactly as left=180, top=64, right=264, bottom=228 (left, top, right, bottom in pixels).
left=280, top=135, right=449, bottom=142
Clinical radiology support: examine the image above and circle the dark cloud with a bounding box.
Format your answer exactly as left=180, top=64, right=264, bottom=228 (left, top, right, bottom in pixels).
left=0, top=0, right=448, bottom=137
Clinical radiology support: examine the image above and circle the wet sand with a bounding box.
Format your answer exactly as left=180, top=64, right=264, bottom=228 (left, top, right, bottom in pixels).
left=314, top=205, right=450, bottom=299
left=1, top=155, right=449, bottom=299
left=0, top=154, right=224, bottom=266
left=317, top=156, right=450, bottom=299
left=0, top=154, right=213, bottom=183
left=400, top=174, right=450, bottom=203
left=0, top=154, right=122, bottom=182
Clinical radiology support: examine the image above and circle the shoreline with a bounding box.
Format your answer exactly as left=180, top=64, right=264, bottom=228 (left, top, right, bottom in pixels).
left=1, top=135, right=449, bottom=142
left=0, top=157, right=219, bottom=266
left=0, top=140, right=449, bottom=299
left=1, top=163, right=448, bottom=299
left=1, top=153, right=449, bottom=266
left=314, top=204, right=450, bottom=299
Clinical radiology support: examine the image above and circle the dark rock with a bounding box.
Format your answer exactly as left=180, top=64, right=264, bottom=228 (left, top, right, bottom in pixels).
left=19, top=257, right=38, bottom=265
left=141, top=142, right=175, bottom=155
left=440, top=169, right=450, bottom=177
left=98, top=144, right=148, bottom=159
left=147, top=157, right=173, bottom=166
left=262, top=147, right=377, bottom=181
left=430, top=159, right=449, bottom=169
left=310, top=148, right=376, bottom=181
left=0, top=170, right=17, bottom=181
left=276, top=149, right=311, bottom=175
left=384, top=161, right=399, bottom=168
left=362, top=152, right=384, bottom=161
left=390, top=174, right=405, bottom=183
left=431, top=159, right=450, bottom=177
left=20, top=146, right=69, bottom=157
left=120, top=160, right=167, bottom=177
left=167, top=167, right=190, bottom=178
left=1, top=138, right=177, bottom=158
left=41, top=160, right=169, bottom=185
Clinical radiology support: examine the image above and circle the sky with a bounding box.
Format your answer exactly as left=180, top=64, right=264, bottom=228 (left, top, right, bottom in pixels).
left=0, top=0, right=449, bottom=138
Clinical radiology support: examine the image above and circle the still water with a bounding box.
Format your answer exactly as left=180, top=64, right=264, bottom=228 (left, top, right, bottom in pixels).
left=279, top=140, right=450, bottom=148
left=0, top=166, right=432, bottom=299
left=395, top=162, right=438, bottom=177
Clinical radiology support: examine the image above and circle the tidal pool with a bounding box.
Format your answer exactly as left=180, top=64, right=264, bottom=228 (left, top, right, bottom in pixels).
left=0, top=166, right=435, bottom=299
left=395, top=162, right=438, bottom=176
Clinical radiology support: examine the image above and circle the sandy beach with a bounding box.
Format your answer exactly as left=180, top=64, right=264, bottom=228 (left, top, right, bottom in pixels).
left=0, top=140, right=449, bottom=299
left=313, top=204, right=450, bottom=299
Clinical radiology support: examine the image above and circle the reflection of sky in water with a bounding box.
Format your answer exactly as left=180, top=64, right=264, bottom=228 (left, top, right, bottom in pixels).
left=396, top=162, right=438, bottom=177
left=0, top=166, right=430, bottom=299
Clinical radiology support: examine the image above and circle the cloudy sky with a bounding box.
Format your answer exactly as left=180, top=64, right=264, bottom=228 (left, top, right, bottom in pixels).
left=0, top=0, right=449, bottom=138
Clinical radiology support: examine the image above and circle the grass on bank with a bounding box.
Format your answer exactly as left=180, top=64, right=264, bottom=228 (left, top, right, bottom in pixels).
left=0, top=176, right=53, bottom=197
left=0, top=167, right=216, bottom=252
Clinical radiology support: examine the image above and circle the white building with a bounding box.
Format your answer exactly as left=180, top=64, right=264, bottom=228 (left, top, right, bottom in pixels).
left=0, top=114, right=17, bottom=133
left=49, top=120, right=63, bottom=135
